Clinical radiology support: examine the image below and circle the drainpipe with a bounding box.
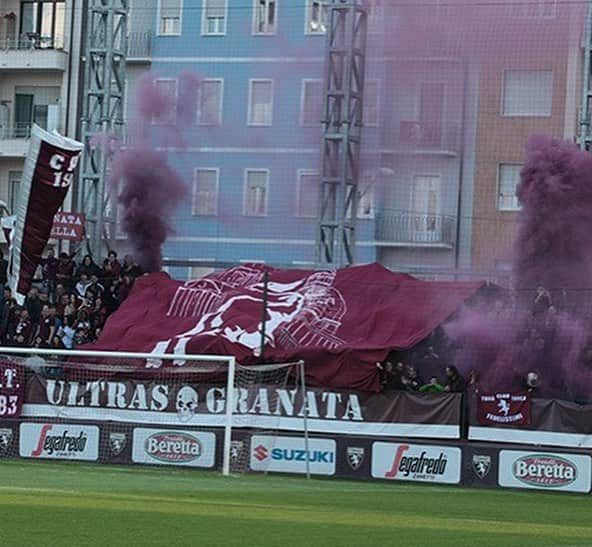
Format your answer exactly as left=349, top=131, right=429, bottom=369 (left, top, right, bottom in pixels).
left=454, top=58, right=469, bottom=272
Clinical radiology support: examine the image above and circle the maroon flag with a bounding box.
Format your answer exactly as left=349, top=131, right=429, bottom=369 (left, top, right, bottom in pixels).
left=82, top=263, right=483, bottom=391
left=477, top=393, right=531, bottom=426
left=50, top=212, right=85, bottom=241
left=8, top=125, right=83, bottom=304
left=0, top=361, right=25, bottom=419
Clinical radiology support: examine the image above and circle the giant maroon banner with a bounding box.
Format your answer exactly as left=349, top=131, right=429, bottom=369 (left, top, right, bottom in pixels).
left=477, top=393, right=531, bottom=426
left=8, top=125, right=83, bottom=304
left=81, top=263, right=483, bottom=391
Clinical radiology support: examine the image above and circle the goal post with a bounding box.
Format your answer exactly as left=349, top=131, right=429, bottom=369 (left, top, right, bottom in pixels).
left=0, top=347, right=308, bottom=477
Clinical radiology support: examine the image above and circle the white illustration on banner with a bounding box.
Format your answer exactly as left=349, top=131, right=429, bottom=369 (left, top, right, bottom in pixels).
left=158, top=265, right=347, bottom=356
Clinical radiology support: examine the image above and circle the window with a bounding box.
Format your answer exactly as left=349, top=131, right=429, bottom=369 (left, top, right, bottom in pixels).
left=297, top=170, right=319, bottom=217
left=202, top=0, right=227, bottom=35
left=357, top=180, right=374, bottom=219
left=197, top=79, right=223, bottom=125
left=158, top=0, right=182, bottom=35
left=418, top=82, right=445, bottom=146
left=502, top=70, right=553, bottom=117
left=363, top=80, right=379, bottom=127
left=411, top=175, right=441, bottom=241
left=14, top=86, right=60, bottom=136
left=192, top=169, right=219, bottom=215
left=508, top=0, right=556, bottom=19
left=248, top=80, right=273, bottom=126
left=152, top=79, right=177, bottom=125
left=346, top=172, right=375, bottom=219
left=306, top=0, right=328, bottom=34
left=244, top=170, right=269, bottom=216
left=8, top=171, right=22, bottom=213
left=498, top=164, right=522, bottom=211
left=300, top=79, right=323, bottom=126
left=367, top=0, right=384, bottom=31
left=254, top=0, right=276, bottom=34
left=20, top=1, right=65, bottom=49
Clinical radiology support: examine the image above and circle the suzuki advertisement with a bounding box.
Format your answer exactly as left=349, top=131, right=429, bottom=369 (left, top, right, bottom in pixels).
left=250, top=435, right=336, bottom=476
left=371, top=442, right=462, bottom=484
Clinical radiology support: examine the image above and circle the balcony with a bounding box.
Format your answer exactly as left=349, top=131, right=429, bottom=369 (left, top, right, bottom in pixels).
left=0, top=37, right=67, bottom=71
left=0, top=123, right=31, bottom=158
left=127, top=32, right=152, bottom=62
left=375, top=210, right=456, bottom=248
left=395, top=121, right=461, bottom=155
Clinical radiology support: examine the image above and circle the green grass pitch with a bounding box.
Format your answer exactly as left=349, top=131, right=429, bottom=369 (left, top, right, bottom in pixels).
left=0, top=460, right=591, bottom=546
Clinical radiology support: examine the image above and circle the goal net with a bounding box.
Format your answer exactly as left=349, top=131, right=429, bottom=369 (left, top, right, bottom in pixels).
left=0, top=347, right=308, bottom=477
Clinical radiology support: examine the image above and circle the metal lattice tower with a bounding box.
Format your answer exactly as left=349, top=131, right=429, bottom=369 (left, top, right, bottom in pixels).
left=79, top=0, right=127, bottom=259
left=316, top=0, right=368, bottom=268
left=580, top=1, right=592, bottom=150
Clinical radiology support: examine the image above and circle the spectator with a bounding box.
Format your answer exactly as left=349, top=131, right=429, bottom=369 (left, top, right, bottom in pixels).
left=50, top=334, right=66, bottom=351
left=118, top=274, right=133, bottom=303
left=25, top=287, right=42, bottom=326
left=104, top=250, right=121, bottom=280
left=14, top=308, right=32, bottom=347
left=467, top=369, right=480, bottom=396
left=524, top=371, right=540, bottom=394
left=38, top=304, right=57, bottom=348
left=533, top=285, right=552, bottom=316
left=104, top=279, right=121, bottom=313
left=444, top=365, right=466, bottom=393
left=54, top=283, right=66, bottom=306
left=86, top=274, right=104, bottom=300
left=76, top=255, right=100, bottom=279
left=75, top=273, right=92, bottom=299
left=0, top=249, right=8, bottom=287
left=419, top=377, right=446, bottom=393
left=90, top=296, right=107, bottom=331
left=401, top=365, right=422, bottom=391
left=64, top=293, right=78, bottom=324
left=56, top=253, right=75, bottom=290
left=0, top=287, right=11, bottom=342
left=41, top=248, right=58, bottom=297
left=56, top=293, right=69, bottom=321
left=379, top=361, right=404, bottom=391
left=59, top=316, right=76, bottom=349
left=123, top=254, right=142, bottom=279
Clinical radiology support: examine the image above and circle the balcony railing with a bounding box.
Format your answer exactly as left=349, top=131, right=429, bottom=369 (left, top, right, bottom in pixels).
left=127, top=31, right=152, bottom=60
left=0, top=35, right=65, bottom=51
left=0, top=123, right=32, bottom=139
left=398, top=121, right=461, bottom=151
left=375, top=210, right=456, bottom=246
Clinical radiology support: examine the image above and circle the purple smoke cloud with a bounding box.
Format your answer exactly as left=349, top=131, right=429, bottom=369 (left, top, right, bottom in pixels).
left=109, top=72, right=202, bottom=272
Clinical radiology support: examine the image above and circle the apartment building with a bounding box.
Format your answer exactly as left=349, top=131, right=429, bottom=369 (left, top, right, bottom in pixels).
left=0, top=0, right=84, bottom=224
left=470, top=2, right=583, bottom=275
left=119, top=0, right=482, bottom=279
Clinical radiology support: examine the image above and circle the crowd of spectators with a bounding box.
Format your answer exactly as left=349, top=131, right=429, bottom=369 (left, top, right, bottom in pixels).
left=377, top=284, right=577, bottom=397
left=0, top=249, right=142, bottom=351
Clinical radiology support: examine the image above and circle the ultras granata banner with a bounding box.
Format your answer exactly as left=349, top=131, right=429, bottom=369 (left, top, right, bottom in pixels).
left=22, top=374, right=462, bottom=439
left=8, top=125, right=83, bottom=304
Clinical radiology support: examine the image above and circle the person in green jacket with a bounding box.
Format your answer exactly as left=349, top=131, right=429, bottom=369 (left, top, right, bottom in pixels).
left=419, top=376, right=446, bottom=393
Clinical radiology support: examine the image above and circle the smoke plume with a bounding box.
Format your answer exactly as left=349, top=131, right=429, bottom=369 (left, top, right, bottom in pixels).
left=109, top=72, right=201, bottom=272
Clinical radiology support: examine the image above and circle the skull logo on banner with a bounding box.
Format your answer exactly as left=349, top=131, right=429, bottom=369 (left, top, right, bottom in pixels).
left=176, top=386, right=199, bottom=422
